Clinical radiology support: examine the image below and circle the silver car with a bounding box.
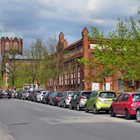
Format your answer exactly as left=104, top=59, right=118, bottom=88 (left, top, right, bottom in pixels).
left=58, top=91, right=77, bottom=108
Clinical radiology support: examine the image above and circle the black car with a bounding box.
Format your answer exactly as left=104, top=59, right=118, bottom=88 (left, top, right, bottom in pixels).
left=49, top=92, right=63, bottom=106
left=69, top=91, right=92, bottom=111
left=136, top=105, right=140, bottom=122
left=0, top=90, right=12, bottom=99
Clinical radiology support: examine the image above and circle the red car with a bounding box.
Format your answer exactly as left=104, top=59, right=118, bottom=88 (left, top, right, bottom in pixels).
left=110, top=92, right=140, bottom=119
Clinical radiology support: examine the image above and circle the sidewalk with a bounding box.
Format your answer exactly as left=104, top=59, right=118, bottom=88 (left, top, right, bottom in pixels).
left=0, top=121, right=15, bottom=140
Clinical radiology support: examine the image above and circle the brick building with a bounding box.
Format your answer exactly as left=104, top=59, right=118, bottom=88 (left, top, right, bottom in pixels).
left=0, top=37, right=23, bottom=88
left=46, top=28, right=121, bottom=92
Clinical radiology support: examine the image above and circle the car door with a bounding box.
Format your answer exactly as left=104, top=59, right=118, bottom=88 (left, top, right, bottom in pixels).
left=71, top=93, right=78, bottom=108
left=113, top=94, right=124, bottom=114
left=61, top=92, right=66, bottom=106
left=120, top=94, right=129, bottom=115
left=87, top=91, right=97, bottom=110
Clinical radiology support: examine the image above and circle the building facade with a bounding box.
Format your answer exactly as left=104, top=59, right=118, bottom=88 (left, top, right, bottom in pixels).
left=0, top=37, right=23, bottom=88
left=46, top=28, right=120, bottom=92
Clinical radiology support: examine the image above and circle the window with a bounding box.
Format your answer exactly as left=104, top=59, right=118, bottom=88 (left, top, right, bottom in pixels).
left=116, top=94, right=123, bottom=102
left=132, top=94, right=140, bottom=102
left=78, top=67, right=81, bottom=84
left=122, top=94, right=129, bottom=101
left=99, top=92, right=116, bottom=98
left=14, top=42, right=18, bottom=50
left=59, top=76, right=61, bottom=86
left=71, top=71, right=73, bottom=85
left=5, top=42, right=9, bottom=51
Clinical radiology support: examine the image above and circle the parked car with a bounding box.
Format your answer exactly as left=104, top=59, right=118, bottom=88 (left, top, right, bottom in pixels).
left=110, top=92, right=140, bottom=119
left=16, top=91, right=23, bottom=99
left=136, top=105, right=140, bottom=122
left=49, top=92, right=63, bottom=106
left=69, top=91, right=92, bottom=111
left=58, top=91, right=77, bottom=108
left=42, top=91, right=54, bottom=104
left=36, top=90, right=48, bottom=102
left=22, top=90, right=29, bottom=100
left=28, top=90, right=37, bottom=101
left=85, top=90, right=117, bottom=114
left=0, top=90, right=12, bottom=99
left=0, top=89, right=3, bottom=99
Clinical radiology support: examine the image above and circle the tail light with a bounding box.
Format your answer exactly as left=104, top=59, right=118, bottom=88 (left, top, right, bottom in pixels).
left=55, top=97, right=59, bottom=100
left=98, top=97, right=103, bottom=102
left=131, top=104, right=137, bottom=110
left=66, top=96, right=70, bottom=100
left=80, top=96, right=86, bottom=99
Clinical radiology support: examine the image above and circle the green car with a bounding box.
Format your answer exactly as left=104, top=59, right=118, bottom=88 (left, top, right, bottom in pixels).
left=85, top=90, right=117, bottom=114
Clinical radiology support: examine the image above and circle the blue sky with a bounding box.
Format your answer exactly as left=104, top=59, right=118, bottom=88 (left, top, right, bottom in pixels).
left=0, top=0, right=139, bottom=50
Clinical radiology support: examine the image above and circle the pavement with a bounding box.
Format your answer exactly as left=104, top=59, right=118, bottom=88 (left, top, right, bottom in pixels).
left=0, top=121, right=15, bottom=140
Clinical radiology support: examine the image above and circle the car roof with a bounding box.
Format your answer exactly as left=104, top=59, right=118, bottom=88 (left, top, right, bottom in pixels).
left=121, top=92, right=140, bottom=94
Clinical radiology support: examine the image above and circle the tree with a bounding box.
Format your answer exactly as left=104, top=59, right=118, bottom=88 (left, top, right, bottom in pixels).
left=79, top=11, right=140, bottom=91
left=5, top=49, right=23, bottom=88
left=24, top=38, right=47, bottom=90
left=45, top=35, right=64, bottom=91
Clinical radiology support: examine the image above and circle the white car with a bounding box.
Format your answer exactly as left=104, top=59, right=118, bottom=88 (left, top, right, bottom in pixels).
left=36, top=90, right=48, bottom=102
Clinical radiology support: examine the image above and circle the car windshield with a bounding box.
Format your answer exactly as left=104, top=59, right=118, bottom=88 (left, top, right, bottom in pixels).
left=57, top=93, right=63, bottom=97
left=68, top=92, right=76, bottom=96
left=99, top=92, right=116, bottom=98
left=81, top=92, right=92, bottom=98
left=132, top=94, right=140, bottom=102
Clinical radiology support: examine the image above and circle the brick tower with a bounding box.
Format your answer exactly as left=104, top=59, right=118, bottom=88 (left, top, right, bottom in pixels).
left=0, top=36, right=23, bottom=88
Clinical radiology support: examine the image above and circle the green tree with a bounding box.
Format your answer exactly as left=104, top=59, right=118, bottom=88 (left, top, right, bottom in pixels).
left=24, top=38, right=47, bottom=90
left=79, top=11, right=140, bottom=91
left=5, top=50, right=23, bottom=88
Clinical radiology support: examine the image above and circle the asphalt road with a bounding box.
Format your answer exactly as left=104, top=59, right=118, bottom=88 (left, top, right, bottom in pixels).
left=0, top=98, right=140, bottom=140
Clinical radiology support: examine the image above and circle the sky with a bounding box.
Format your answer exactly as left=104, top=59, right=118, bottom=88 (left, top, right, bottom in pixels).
left=0, top=0, right=139, bottom=50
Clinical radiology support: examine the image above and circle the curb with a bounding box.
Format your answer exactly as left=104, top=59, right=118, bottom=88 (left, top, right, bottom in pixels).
left=0, top=121, right=15, bottom=140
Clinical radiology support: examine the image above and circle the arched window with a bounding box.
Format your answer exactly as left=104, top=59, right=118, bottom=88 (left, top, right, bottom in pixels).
left=14, top=42, right=18, bottom=50
left=5, top=42, right=9, bottom=51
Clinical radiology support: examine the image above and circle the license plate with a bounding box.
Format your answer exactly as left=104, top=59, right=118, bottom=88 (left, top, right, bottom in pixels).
left=104, top=100, right=112, bottom=104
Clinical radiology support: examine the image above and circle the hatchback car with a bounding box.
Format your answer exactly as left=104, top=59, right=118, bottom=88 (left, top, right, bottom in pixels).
left=85, top=90, right=117, bottom=114
left=36, top=90, right=48, bottom=102
left=110, top=92, right=140, bottom=119
left=49, top=92, right=63, bottom=106
left=58, top=91, right=77, bottom=108
left=69, top=91, right=92, bottom=111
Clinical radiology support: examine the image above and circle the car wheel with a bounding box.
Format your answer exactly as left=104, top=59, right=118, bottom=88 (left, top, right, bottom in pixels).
left=63, top=102, right=67, bottom=108
left=69, top=103, right=74, bottom=110
left=110, top=107, right=116, bottom=117
left=85, top=105, right=89, bottom=113
left=136, top=110, right=140, bottom=122
left=125, top=109, right=131, bottom=120
left=77, top=104, right=81, bottom=111
left=93, top=106, right=98, bottom=114
left=58, top=102, right=61, bottom=107
left=106, top=110, right=109, bottom=114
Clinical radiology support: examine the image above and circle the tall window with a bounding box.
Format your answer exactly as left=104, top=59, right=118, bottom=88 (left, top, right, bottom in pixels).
left=14, top=42, right=18, bottom=50
left=71, top=71, right=73, bottom=85
left=78, top=67, right=81, bottom=84
left=5, top=42, right=9, bottom=51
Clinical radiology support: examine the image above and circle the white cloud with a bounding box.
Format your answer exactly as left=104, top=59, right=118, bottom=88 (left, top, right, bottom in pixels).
left=0, top=0, right=139, bottom=49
